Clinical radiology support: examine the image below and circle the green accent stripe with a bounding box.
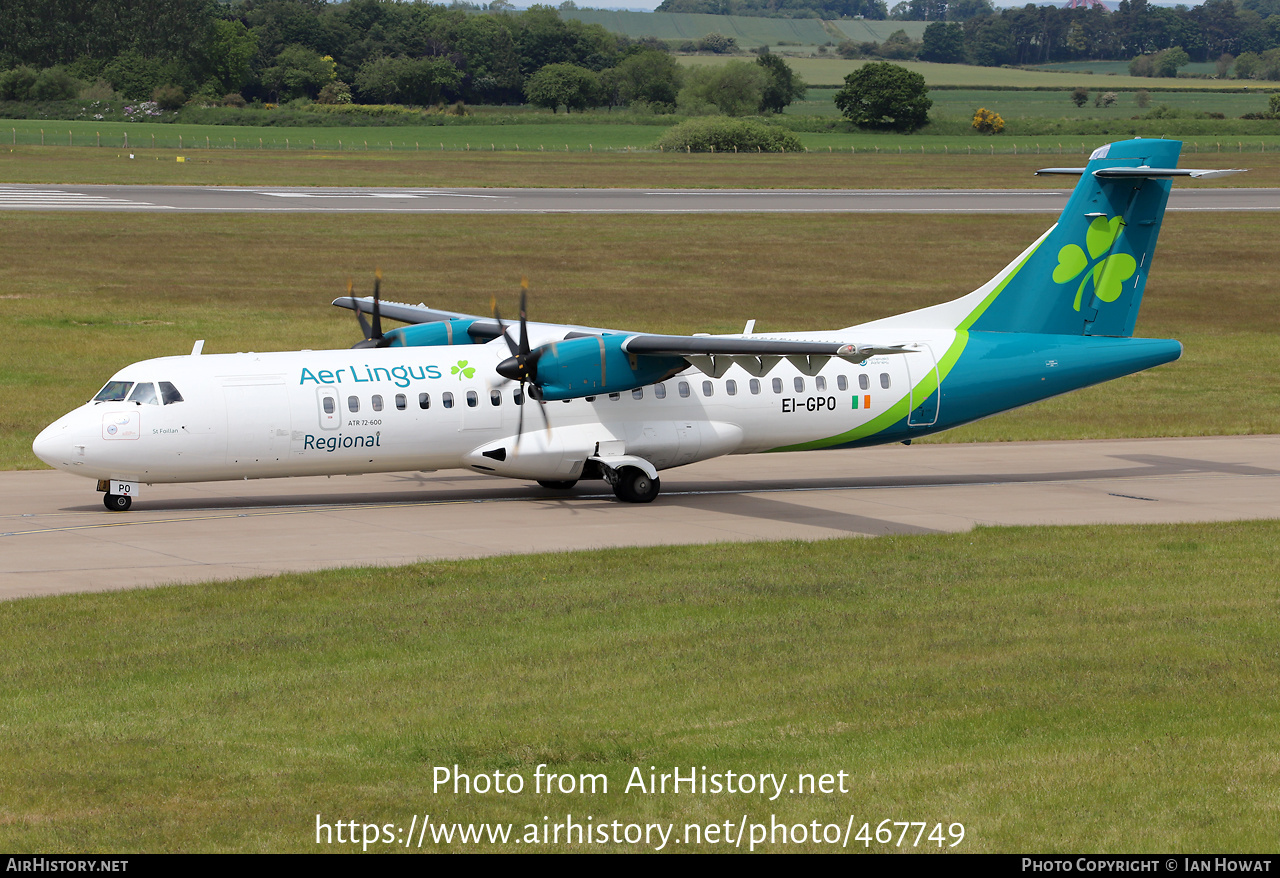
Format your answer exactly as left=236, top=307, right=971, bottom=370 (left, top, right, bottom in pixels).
left=957, top=233, right=1047, bottom=331
left=767, top=234, right=1044, bottom=453
left=771, top=329, right=970, bottom=453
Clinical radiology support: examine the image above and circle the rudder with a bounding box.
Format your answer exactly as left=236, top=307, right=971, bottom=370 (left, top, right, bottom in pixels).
left=968, top=138, right=1181, bottom=338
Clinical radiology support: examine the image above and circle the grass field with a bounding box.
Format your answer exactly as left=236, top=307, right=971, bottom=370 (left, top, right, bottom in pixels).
left=8, top=110, right=1280, bottom=167
left=3, top=211, right=1278, bottom=470
left=1026, top=60, right=1222, bottom=78
left=2, top=521, right=1279, bottom=851
left=795, top=87, right=1280, bottom=121
left=679, top=55, right=1266, bottom=90
left=559, top=9, right=926, bottom=48
left=5, top=142, right=1280, bottom=189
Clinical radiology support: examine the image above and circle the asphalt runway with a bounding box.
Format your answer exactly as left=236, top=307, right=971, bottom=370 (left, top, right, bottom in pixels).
left=0, top=184, right=1277, bottom=213
left=4, top=435, right=1278, bottom=600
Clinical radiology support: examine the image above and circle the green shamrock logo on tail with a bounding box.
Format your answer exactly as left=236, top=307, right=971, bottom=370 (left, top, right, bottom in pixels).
left=451, top=360, right=475, bottom=379
left=1053, top=215, right=1137, bottom=311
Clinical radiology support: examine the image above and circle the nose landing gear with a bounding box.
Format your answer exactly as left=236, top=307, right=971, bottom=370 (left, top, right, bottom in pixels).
left=104, top=493, right=132, bottom=512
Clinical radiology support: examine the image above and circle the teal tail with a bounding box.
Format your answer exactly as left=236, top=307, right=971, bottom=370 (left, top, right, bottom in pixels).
left=967, top=138, right=1182, bottom=338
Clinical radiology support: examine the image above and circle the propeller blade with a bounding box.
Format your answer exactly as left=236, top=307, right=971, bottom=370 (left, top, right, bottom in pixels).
left=370, top=269, right=383, bottom=341
left=519, top=276, right=530, bottom=356
left=536, top=396, right=551, bottom=438
left=512, top=384, right=526, bottom=453
left=491, top=296, right=520, bottom=358
left=350, top=279, right=373, bottom=341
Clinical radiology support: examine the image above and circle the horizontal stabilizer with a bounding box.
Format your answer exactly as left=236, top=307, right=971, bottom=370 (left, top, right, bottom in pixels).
left=1036, top=167, right=1246, bottom=179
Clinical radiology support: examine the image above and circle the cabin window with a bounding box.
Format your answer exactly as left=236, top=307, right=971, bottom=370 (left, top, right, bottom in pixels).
left=632, top=388, right=643, bottom=400
left=794, top=377, right=805, bottom=393
left=585, top=396, right=596, bottom=403
left=323, top=397, right=335, bottom=414
left=726, top=379, right=737, bottom=396
left=371, top=394, right=384, bottom=412
left=749, top=379, right=760, bottom=395
left=772, top=377, right=783, bottom=394
left=880, top=372, right=891, bottom=389
left=816, top=376, right=826, bottom=392
left=859, top=374, right=870, bottom=391
left=609, top=392, right=621, bottom=401
left=837, top=375, right=848, bottom=392
left=418, top=392, right=430, bottom=410
left=654, top=384, right=666, bottom=400
left=490, top=390, right=502, bottom=407
left=678, top=381, right=690, bottom=398
left=93, top=381, right=133, bottom=402
left=466, top=390, right=478, bottom=408
left=442, top=392, right=454, bottom=409
left=702, top=380, right=713, bottom=397
left=128, top=383, right=159, bottom=405
left=514, top=388, right=524, bottom=405
left=395, top=394, right=406, bottom=411
left=159, top=382, right=184, bottom=404
left=348, top=396, right=360, bottom=413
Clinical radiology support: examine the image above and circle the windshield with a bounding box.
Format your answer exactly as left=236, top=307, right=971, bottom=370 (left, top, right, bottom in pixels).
left=159, top=381, right=184, bottom=404
left=128, top=382, right=159, bottom=405
left=93, top=381, right=133, bottom=403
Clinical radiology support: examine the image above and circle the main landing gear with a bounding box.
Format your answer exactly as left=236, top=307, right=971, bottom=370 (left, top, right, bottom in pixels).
left=104, top=493, right=132, bottom=512
left=610, top=466, right=660, bottom=504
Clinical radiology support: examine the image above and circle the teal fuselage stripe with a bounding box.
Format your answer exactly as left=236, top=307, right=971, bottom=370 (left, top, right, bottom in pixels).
left=775, top=333, right=1182, bottom=452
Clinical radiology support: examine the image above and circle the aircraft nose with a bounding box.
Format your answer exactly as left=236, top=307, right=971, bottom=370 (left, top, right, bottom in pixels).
left=32, top=419, right=72, bottom=467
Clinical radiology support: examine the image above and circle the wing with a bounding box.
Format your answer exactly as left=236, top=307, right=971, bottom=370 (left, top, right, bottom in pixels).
left=334, top=296, right=910, bottom=393
left=332, top=296, right=635, bottom=343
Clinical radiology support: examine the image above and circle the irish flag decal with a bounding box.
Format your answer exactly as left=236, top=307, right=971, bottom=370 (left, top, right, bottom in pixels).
left=852, top=394, right=872, bottom=410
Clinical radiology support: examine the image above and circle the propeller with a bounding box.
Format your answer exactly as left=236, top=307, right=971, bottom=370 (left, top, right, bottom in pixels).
left=493, top=277, right=551, bottom=446
left=351, top=270, right=389, bottom=349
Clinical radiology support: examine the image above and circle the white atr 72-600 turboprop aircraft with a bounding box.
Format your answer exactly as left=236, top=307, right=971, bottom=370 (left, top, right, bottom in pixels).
left=34, top=139, right=1242, bottom=510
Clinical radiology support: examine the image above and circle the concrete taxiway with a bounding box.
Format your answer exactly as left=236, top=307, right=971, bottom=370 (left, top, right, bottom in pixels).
left=3, top=435, right=1278, bottom=600
left=0, top=184, right=1277, bottom=213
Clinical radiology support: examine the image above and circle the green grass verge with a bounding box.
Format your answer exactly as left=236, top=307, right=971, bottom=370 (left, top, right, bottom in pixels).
left=3, top=212, right=1277, bottom=470
left=2, top=521, right=1278, bottom=852
left=5, top=140, right=1280, bottom=189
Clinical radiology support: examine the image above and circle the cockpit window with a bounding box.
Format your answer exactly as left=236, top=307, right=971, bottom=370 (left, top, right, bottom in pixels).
left=127, top=382, right=159, bottom=405
left=159, top=381, right=184, bottom=404
left=93, top=381, right=133, bottom=402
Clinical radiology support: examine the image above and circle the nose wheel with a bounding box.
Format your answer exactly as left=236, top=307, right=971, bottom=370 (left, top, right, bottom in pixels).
left=104, top=493, right=132, bottom=512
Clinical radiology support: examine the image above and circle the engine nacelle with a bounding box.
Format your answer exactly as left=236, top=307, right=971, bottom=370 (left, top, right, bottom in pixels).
left=534, top=335, right=685, bottom=401
left=387, top=319, right=480, bottom=347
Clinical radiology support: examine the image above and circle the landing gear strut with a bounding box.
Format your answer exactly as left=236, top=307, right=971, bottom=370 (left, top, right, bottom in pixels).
left=104, top=493, right=132, bottom=512
left=611, top=466, right=660, bottom=504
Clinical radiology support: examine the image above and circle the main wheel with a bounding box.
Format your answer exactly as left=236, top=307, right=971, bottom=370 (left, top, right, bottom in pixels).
left=104, top=493, right=132, bottom=512
left=612, top=467, right=659, bottom=504
left=537, top=479, right=578, bottom=490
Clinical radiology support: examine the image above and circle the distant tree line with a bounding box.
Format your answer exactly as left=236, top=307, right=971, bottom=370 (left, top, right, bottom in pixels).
left=0, top=0, right=798, bottom=113
left=841, top=0, right=1280, bottom=72
left=660, top=0, right=1280, bottom=71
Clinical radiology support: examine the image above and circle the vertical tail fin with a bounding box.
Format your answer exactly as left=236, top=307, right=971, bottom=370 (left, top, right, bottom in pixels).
left=968, top=138, right=1182, bottom=338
